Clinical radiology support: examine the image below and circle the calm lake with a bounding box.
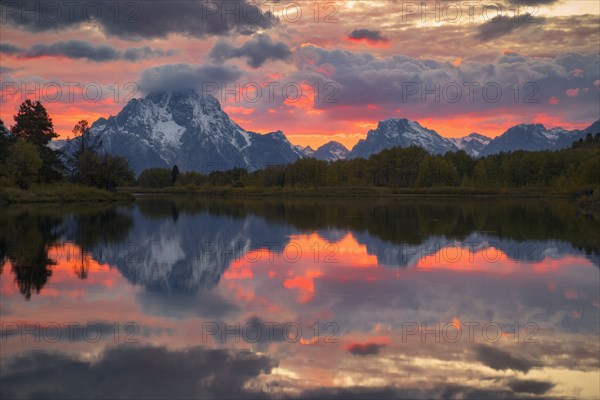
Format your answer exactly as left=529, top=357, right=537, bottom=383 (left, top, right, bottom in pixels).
left=1, top=197, right=599, bottom=399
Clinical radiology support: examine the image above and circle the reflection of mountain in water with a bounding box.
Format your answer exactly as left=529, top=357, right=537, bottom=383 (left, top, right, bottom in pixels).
left=351, top=231, right=600, bottom=268
left=84, top=207, right=295, bottom=293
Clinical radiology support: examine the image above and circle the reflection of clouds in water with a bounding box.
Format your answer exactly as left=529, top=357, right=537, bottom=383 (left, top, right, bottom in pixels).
left=136, top=290, right=240, bottom=319
left=474, top=344, right=536, bottom=372
left=0, top=344, right=562, bottom=400
left=0, top=345, right=276, bottom=400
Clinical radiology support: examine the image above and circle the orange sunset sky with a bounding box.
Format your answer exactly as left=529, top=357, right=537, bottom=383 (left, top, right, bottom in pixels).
left=1, top=0, right=599, bottom=149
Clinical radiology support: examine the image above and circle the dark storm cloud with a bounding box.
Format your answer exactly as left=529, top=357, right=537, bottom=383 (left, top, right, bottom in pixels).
left=1, top=40, right=173, bottom=62
left=1, top=0, right=276, bottom=40
left=0, top=345, right=276, bottom=399
left=24, top=41, right=120, bottom=61
left=507, top=379, right=555, bottom=395
left=346, top=342, right=387, bottom=356
left=474, top=345, right=536, bottom=372
left=0, top=43, right=25, bottom=54
left=210, top=34, right=292, bottom=68
left=348, top=29, right=389, bottom=43
left=476, top=14, right=544, bottom=41
left=137, top=63, right=242, bottom=94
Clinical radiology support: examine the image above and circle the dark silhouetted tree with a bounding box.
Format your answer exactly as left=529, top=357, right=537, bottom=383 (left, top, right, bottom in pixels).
left=171, top=165, right=180, bottom=185
left=68, top=119, right=102, bottom=182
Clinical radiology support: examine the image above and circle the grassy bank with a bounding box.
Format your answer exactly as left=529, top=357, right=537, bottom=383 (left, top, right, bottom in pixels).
left=0, top=184, right=134, bottom=204
left=2, top=184, right=590, bottom=204
left=129, top=185, right=576, bottom=198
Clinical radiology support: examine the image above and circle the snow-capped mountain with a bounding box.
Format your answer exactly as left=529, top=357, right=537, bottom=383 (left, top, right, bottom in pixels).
left=479, top=120, right=599, bottom=157
left=449, top=133, right=492, bottom=157
left=348, top=118, right=459, bottom=159
left=296, top=144, right=315, bottom=157
left=77, top=90, right=303, bottom=174
left=310, top=141, right=349, bottom=161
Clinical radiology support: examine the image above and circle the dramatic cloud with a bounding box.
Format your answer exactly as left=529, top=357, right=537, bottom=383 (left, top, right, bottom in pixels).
left=0, top=43, right=25, bottom=54
left=507, top=379, right=556, bottom=395
left=0, top=346, right=276, bottom=399
left=474, top=345, right=536, bottom=372
left=348, top=29, right=389, bottom=44
left=210, top=34, right=292, bottom=68
left=1, top=0, right=276, bottom=40
left=346, top=342, right=387, bottom=356
left=476, top=14, right=544, bottom=41
left=122, top=47, right=176, bottom=61
left=137, top=63, right=242, bottom=93
left=0, top=40, right=174, bottom=62
left=290, top=45, right=600, bottom=122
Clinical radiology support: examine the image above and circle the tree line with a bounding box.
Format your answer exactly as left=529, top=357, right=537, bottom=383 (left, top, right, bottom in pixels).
left=0, top=100, right=135, bottom=190
left=140, top=135, right=600, bottom=190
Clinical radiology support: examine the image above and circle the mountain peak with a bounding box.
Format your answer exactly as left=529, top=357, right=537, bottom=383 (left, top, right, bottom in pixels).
left=85, top=90, right=302, bottom=173
left=449, top=133, right=492, bottom=157
left=311, top=141, right=349, bottom=161
left=350, top=117, right=458, bottom=158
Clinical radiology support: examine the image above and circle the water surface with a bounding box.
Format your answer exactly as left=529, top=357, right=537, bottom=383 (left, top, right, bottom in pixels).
left=1, top=197, right=599, bottom=399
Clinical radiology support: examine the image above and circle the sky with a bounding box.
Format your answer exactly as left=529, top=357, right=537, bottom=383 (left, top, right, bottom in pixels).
left=1, top=0, right=599, bottom=149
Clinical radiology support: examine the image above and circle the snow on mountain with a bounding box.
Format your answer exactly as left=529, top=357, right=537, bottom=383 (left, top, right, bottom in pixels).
left=296, top=144, right=315, bottom=156
left=348, top=118, right=458, bottom=159
left=310, top=141, right=349, bottom=161
left=48, top=139, right=68, bottom=151
left=77, top=90, right=303, bottom=174
left=479, top=120, right=600, bottom=157
left=449, top=133, right=492, bottom=157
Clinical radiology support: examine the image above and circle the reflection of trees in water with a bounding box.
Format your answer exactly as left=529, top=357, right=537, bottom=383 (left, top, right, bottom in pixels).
left=0, top=210, right=62, bottom=300
left=138, top=197, right=600, bottom=257
left=0, top=205, right=134, bottom=300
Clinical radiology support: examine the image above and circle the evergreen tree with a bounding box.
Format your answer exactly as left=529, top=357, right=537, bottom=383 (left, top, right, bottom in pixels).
left=11, top=100, right=63, bottom=182
left=171, top=165, right=180, bottom=185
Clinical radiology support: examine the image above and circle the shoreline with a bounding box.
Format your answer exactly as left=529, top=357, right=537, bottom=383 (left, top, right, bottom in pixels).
left=3, top=184, right=597, bottom=204
left=128, top=186, right=576, bottom=198
left=0, top=184, right=134, bottom=205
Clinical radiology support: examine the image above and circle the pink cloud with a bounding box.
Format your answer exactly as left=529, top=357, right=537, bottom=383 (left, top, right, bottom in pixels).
left=565, top=88, right=580, bottom=97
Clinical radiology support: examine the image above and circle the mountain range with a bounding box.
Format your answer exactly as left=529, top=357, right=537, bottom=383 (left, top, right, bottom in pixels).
left=52, top=90, right=598, bottom=173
